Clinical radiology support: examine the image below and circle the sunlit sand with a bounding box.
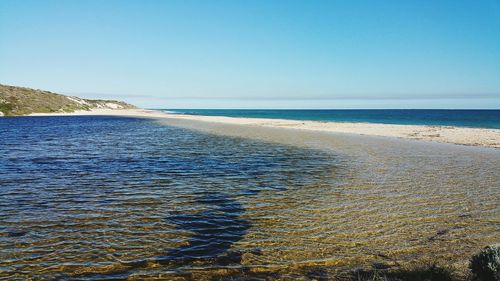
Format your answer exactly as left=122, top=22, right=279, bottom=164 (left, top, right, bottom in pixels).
left=29, top=108, right=500, bottom=148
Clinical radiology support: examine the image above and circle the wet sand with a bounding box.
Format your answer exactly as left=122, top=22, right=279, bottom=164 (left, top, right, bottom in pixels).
left=28, top=108, right=500, bottom=148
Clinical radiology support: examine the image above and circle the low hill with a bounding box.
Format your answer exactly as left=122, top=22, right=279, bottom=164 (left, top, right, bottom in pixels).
left=0, top=84, right=136, bottom=116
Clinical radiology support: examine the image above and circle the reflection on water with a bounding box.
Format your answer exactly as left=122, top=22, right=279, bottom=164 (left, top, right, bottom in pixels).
left=0, top=116, right=498, bottom=280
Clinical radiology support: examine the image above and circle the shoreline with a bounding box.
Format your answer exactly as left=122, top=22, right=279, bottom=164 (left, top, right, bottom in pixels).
left=27, top=108, right=500, bottom=148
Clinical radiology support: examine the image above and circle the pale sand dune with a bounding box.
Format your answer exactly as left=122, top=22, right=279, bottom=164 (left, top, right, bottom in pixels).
left=28, top=108, right=500, bottom=148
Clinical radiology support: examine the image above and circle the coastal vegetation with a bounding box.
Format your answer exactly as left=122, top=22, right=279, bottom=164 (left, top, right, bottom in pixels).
left=0, top=84, right=135, bottom=116
left=349, top=245, right=500, bottom=281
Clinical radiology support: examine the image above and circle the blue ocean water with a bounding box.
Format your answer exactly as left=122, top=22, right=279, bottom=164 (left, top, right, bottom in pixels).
left=165, top=109, right=500, bottom=129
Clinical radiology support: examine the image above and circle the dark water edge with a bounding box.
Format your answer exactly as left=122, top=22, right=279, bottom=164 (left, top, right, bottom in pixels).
left=0, top=115, right=499, bottom=280
left=163, top=109, right=500, bottom=129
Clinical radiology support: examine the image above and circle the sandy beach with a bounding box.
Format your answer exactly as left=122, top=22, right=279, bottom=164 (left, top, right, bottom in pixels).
left=28, top=108, right=500, bottom=148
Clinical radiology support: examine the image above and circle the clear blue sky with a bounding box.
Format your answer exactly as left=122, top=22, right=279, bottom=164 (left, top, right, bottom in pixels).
left=1, top=0, right=499, bottom=109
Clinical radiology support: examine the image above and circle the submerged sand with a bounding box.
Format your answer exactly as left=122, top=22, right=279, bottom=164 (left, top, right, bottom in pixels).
left=28, top=108, right=500, bottom=148
left=16, top=108, right=500, bottom=279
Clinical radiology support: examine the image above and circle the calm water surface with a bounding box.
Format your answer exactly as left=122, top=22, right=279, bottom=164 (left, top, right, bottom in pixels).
left=0, top=116, right=498, bottom=280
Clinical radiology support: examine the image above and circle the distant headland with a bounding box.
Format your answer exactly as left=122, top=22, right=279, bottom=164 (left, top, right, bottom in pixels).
left=1, top=84, right=498, bottom=148
left=0, top=84, right=136, bottom=116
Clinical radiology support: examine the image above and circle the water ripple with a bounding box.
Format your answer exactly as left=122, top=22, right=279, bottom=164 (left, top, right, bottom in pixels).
left=0, top=116, right=498, bottom=280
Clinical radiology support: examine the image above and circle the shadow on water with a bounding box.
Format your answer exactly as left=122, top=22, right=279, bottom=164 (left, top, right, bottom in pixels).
left=0, top=117, right=350, bottom=280
left=156, top=192, right=251, bottom=265
left=75, top=191, right=254, bottom=279
left=75, top=192, right=253, bottom=280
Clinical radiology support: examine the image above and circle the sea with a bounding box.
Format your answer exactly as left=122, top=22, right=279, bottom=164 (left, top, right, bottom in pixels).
left=0, top=114, right=499, bottom=280
left=164, top=109, right=500, bottom=129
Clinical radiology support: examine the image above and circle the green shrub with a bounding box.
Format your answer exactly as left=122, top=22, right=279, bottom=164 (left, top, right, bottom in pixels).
left=470, top=244, right=500, bottom=281
left=0, top=102, right=13, bottom=115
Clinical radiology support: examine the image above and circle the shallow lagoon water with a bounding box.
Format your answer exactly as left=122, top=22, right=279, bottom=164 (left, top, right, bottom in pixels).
left=0, top=116, right=499, bottom=280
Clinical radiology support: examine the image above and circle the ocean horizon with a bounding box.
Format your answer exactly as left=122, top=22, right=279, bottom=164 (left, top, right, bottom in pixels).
left=163, top=109, right=500, bottom=129
left=2, top=0, right=500, bottom=279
